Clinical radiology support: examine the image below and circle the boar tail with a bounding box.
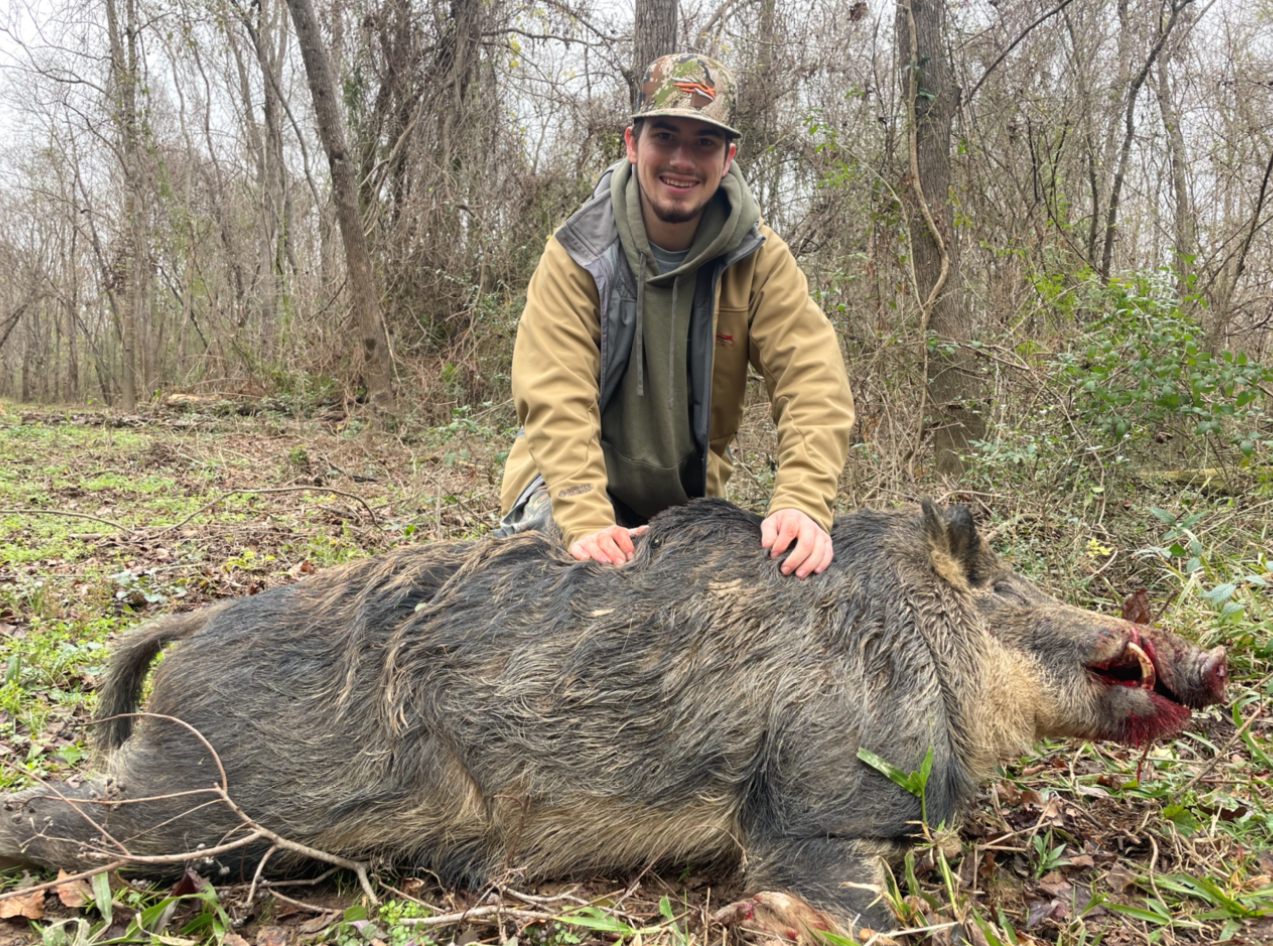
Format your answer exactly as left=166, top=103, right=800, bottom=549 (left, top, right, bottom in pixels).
left=94, top=609, right=211, bottom=753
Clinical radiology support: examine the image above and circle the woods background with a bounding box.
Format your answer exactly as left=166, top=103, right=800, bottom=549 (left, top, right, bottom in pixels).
left=0, top=0, right=1271, bottom=481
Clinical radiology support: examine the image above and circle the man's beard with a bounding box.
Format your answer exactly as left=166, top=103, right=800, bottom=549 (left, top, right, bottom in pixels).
left=651, top=200, right=702, bottom=224
left=644, top=188, right=707, bottom=225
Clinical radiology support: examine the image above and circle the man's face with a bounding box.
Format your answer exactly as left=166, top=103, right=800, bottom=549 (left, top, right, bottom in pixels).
left=624, top=117, right=736, bottom=225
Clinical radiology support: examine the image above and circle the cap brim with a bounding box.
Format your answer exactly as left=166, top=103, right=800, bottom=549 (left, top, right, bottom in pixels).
left=630, top=107, right=740, bottom=137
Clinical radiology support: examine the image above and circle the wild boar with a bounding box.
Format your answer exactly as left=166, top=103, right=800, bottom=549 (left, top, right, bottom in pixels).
left=0, top=499, right=1227, bottom=939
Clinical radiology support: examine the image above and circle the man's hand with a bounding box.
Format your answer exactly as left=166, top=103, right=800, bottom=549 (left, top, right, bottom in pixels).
left=761, top=508, right=833, bottom=577
left=570, top=524, right=649, bottom=565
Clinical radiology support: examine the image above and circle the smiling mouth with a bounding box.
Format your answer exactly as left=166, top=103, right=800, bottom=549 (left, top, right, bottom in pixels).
left=659, top=175, right=699, bottom=191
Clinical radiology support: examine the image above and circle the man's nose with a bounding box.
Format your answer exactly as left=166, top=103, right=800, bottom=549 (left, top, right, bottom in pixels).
left=666, top=142, right=696, bottom=167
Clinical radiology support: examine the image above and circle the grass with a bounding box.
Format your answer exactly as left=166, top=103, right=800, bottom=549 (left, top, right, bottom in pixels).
left=0, top=395, right=1270, bottom=945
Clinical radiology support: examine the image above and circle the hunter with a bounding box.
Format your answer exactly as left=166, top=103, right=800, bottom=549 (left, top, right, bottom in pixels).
left=496, top=53, right=855, bottom=578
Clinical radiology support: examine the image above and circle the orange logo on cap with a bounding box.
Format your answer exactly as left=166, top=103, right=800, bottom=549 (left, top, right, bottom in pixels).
left=672, top=80, right=716, bottom=102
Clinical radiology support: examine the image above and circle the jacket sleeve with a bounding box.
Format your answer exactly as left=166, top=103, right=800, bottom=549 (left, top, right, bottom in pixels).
left=746, top=228, right=856, bottom=532
left=511, top=235, right=617, bottom=546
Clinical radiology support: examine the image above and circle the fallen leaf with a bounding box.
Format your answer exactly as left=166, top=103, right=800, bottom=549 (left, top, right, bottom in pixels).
left=1121, top=587, right=1152, bottom=624
left=55, top=871, right=92, bottom=908
left=1104, top=862, right=1139, bottom=893
left=296, top=913, right=338, bottom=935
left=288, top=561, right=316, bottom=579
left=256, top=926, right=288, bottom=946
left=1040, top=795, right=1066, bottom=825
left=994, top=781, right=1021, bottom=806
left=0, top=888, right=45, bottom=919
left=223, top=936, right=250, bottom=946
left=169, top=868, right=206, bottom=898
left=1066, top=854, right=1096, bottom=869
left=1038, top=872, right=1072, bottom=898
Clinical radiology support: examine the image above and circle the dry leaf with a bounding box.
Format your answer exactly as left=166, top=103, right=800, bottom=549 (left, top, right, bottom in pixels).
left=1104, top=862, right=1139, bottom=893
left=296, top=913, right=338, bottom=935
left=1066, top=854, right=1096, bottom=869
left=54, top=870, right=92, bottom=909
left=1121, top=587, right=1152, bottom=624
left=223, top=935, right=250, bottom=946
left=0, top=888, right=45, bottom=920
left=256, top=925, right=288, bottom=946
left=1038, top=872, right=1072, bottom=898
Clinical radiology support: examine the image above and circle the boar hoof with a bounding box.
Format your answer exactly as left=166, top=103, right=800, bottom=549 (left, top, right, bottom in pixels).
left=712, top=891, right=843, bottom=944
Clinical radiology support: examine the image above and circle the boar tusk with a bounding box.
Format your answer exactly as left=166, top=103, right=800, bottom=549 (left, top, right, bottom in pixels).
left=1125, top=641, right=1156, bottom=690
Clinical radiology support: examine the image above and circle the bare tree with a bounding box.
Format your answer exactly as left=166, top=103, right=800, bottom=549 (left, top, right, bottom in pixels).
left=897, top=0, right=983, bottom=476
left=286, top=0, right=395, bottom=411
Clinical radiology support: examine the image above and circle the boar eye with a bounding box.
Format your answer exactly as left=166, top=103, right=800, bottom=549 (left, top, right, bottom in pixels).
left=994, top=581, right=1027, bottom=603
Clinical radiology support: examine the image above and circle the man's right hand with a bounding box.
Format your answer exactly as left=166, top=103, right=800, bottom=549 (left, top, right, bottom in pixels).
left=569, top=524, right=648, bottom=565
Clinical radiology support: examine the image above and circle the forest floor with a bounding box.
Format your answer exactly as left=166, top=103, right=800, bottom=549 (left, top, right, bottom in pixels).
left=0, top=396, right=1271, bottom=946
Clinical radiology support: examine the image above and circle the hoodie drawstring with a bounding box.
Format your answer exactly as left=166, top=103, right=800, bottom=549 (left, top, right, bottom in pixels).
left=634, top=252, right=646, bottom=397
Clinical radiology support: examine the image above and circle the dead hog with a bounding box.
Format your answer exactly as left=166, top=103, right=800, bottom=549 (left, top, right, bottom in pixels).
left=0, top=499, right=1226, bottom=940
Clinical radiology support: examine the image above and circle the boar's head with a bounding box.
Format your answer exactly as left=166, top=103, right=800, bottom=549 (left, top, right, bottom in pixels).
left=921, top=501, right=1227, bottom=749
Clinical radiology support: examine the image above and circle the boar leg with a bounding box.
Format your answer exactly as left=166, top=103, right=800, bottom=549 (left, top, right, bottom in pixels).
left=715, top=836, right=896, bottom=941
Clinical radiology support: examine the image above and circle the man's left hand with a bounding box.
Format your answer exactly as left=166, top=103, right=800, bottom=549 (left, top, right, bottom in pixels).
left=761, top=508, right=834, bottom=578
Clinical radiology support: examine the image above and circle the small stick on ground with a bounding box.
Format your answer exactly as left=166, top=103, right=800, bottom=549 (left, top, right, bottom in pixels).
left=150, top=486, right=379, bottom=535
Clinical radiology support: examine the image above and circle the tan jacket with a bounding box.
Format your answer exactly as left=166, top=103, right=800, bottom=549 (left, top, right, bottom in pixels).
left=500, top=221, right=855, bottom=549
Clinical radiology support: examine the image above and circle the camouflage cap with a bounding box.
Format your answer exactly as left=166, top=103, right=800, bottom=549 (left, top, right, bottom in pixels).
left=633, top=53, right=740, bottom=137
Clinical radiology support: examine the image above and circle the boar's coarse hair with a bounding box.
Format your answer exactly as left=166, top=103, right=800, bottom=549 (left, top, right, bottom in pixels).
left=1, top=497, right=1226, bottom=939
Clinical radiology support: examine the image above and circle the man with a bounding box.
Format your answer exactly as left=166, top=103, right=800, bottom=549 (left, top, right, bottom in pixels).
left=497, top=53, right=855, bottom=578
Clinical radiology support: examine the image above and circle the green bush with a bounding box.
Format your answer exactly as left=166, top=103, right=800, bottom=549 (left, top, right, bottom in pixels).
left=1051, top=271, right=1272, bottom=458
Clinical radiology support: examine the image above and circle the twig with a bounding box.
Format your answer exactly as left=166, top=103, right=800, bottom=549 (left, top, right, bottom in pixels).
left=269, top=889, right=340, bottom=915
left=247, top=844, right=277, bottom=905
left=150, top=486, right=378, bottom=535
left=505, top=886, right=589, bottom=907
left=39, top=713, right=379, bottom=904
left=0, top=861, right=127, bottom=902
left=397, top=904, right=558, bottom=927
left=0, top=508, right=133, bottom=532
left=1183, top=700, right=1265, bottom=791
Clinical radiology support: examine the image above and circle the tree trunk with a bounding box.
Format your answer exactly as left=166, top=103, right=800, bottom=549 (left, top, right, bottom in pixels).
left=632, top=0, right=677, bottom=104
left=105, top=0, right=144, bottom=412
left=1099, top=0, right=1189, bottom=280
left=897, top=0, right=984, bottom=477
left=1156, top=56, right=1193, bottom=297
left=286, top=0, right=395, bottom=411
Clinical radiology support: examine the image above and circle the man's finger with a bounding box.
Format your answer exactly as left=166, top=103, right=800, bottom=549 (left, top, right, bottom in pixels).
left=770, top=515, right=801, bottom=557
left=612, top=527, right=635, bottom=558
left=781, top=522, right=815, bottom=574
left=597, top=533, right=624, bottom=564
left=760, top=516, right=778, bottom=550
left=794, top=529, right=828, bottom=578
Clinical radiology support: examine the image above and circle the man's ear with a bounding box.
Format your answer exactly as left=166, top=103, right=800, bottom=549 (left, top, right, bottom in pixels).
left=723, top=140, right=736, bottom=175
left=624, top=125, right=639, bottom=164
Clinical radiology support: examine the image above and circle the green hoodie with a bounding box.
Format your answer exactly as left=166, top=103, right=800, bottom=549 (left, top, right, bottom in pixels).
left=600, top=160, right=761, bottom=522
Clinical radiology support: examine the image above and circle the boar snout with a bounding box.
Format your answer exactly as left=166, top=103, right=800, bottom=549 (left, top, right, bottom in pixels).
left=1083, top=625, right=1227, bottom=745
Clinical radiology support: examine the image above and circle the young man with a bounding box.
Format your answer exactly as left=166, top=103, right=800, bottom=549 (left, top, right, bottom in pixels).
left=497, top=53, right=855, bottom=578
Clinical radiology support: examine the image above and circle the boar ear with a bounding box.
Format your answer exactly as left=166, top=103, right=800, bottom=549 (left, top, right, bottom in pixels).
left=920, top=500, right=983, bottom=585
left=946, top=505, right=982, bottom=579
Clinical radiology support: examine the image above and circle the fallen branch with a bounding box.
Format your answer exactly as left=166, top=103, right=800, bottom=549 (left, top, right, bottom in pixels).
left=0, top=508, right=133, bottom=532
left=0, top=713, right=380, bottom=905
left=397, top=904, right=558, bottom=927
left=150, top=485, right=378, bottom=535
left=0, top=860, right=127, bottom=902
